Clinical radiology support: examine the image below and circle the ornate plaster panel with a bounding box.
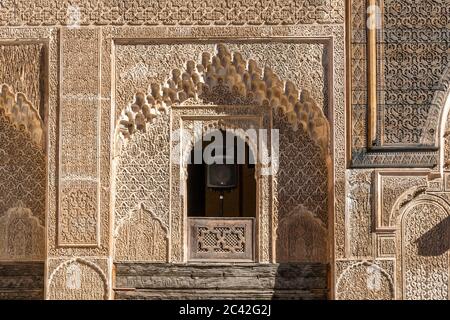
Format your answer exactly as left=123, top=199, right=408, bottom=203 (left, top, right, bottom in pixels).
left=0, top=43, right=46, bottom=119
left=0, top=89, right=45, bottom=226
left=0, top=0, right=344, bottom=26
left=397, top=196, right=450, bottom=300
left=346, top=170, right=374, bottom=259
left=373, top=170, right=428, bottom=230
left=47, top=257, right=109, bottom=300
left=58, top=28, right=101, bottom=247
left=115, top=41, right=328, bottom=120
left=0, top=204, right=45, bottom=261
left=336, top=259, right=395, bottom=300
left=114, top=113, right=171, bottom=262
left=171, top=105, right=271, bottom=262
left=349, top=0, right=449, bottom=167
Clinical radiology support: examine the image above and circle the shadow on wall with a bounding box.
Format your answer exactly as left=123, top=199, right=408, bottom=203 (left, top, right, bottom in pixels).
left=273, top=201, right=328, bottom=299
left=276, top=204, right=328, bottom=263
left=415, top=216, right=450, bottom=257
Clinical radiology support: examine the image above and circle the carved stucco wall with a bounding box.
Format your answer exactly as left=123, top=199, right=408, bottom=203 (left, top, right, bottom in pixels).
left=0, top=44, right=46, bottom=119
left=47, top=258, right=108, bottom=300
left=339, top=0, right=450, bottom=300
left=0, top=84, right=45, bottom=261
left=400, top=198, right=449, bottom=300
left=113, top=44, right=330, bottom=264
left=0, top=0, right=348, bottom=300
left=1, top=0, right=449, bottom=301
left=351, top=0, right=450, bottom=165
left=274, top=111, right=328, bottom=263
left=115, top=42, right=328, bottom=118
left=0, top=1, right=344, bottom=26
left=0, top=0, right=450, bottom=299
left=114, top=115, right=171, bottom=262
left=378, top=0, right=450, bottom=146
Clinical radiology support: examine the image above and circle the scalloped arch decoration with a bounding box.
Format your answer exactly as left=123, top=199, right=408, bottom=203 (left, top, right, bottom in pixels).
left=0, top=84, right=44, bottom=149
left=117, top=44, right=329, bottom=153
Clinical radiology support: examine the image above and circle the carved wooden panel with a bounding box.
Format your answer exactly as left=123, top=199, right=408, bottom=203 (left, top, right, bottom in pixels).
left=376, top=234, right=396, bottom=258
left=188, top=217, right=254, bottom=261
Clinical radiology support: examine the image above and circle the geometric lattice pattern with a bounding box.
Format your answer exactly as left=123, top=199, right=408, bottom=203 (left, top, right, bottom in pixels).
left=189, top=218, right=253, bottom=261
left=198, top=226, right=245, bottom=253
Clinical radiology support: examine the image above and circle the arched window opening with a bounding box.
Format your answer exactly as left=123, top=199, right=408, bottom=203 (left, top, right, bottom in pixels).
left=187, top=130, right=256, bottom=219
left=186, top=130, right=257, bottom=262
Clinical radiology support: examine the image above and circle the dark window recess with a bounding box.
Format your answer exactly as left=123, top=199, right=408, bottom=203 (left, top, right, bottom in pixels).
left=187, top=130, right=256, bottom=218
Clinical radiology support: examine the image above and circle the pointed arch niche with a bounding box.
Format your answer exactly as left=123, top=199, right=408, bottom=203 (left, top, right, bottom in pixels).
left=113, top=44, right=332, bottom=264
left=0, top=84, right=46, bottom=262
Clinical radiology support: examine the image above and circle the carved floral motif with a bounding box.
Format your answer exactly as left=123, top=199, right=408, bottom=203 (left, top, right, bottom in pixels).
left=117, top=44, right=329, bottom=154
left=347, top=171, right=373, bottom=257
left=59, top=186, right=98, bottom=246
left=401, top=201, right=449, bottom=300
left=0, top=1, right=344, bottom=26
left=336, top=261, right=395, bottom=300
left=48, top=258, right=108, bottom=300
left=114, top=204, right=169, bottom=262
left=0, top=204, right=44, bottom=261
left=0, top=100, right=45, bottom=225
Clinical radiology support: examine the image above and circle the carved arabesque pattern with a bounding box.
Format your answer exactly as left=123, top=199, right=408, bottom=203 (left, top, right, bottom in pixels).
left=444, top=113, right=450, bottom=170
left=59, top=186, right=98, bottom=246
left=114, top=204, right=168, bottom=262
left=0, top=204, right=44, bottom=261
left=198, top=226, right=245, bottom=253
left=336, top=261, right=394, bottom=300
left=115, top=42, right=327, bottom=118
left=48, top=258, right=108, bottom=300
left=0, top=108, right=45, bottom=225
left=170, top=106, right=271, bottom=262
left=0, top=0, right=344, bottom=26
left=276, top=204, right=327, bottom=263
left=0, top=84, right=44, bottom=148
left=117, top=44, right=329, bottom=154
left=380, top=175, right=428, bottom=227
left=273, top=110, right=328, bottom=227
left=0, top=44, right=45, bottom=119
left=347, top=170, right=373, bottom=258
left=402, top=201, right=449, bottom=300
left=381, top=0, right=450, bottom=143
left=114, top=115, right=171, bottom=261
